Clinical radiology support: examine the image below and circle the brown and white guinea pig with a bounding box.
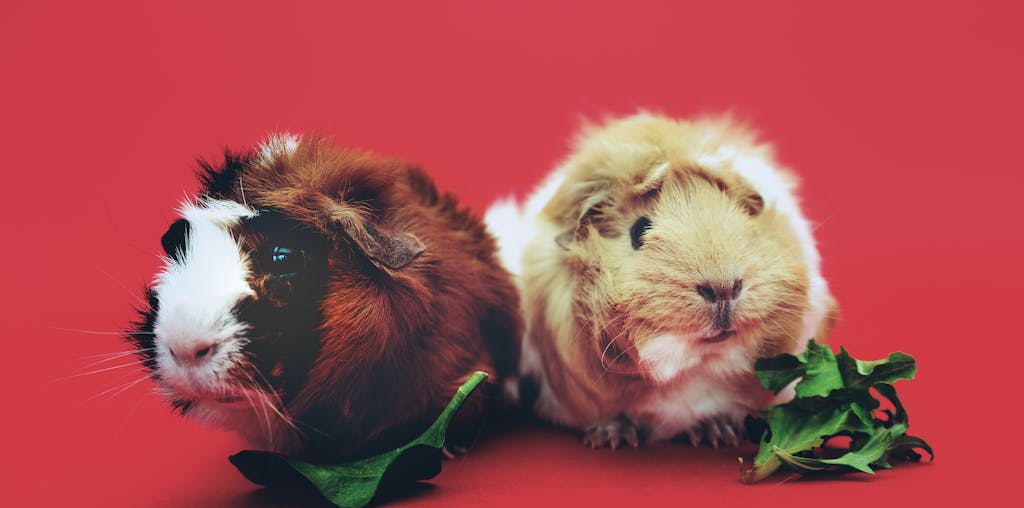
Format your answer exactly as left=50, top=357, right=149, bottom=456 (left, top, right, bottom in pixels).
left=485, top=113, right=837, bottom=449
left=128, top=134, right=521, bottom=462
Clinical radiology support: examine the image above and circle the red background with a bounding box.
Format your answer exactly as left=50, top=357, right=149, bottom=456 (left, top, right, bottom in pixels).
left=3, top=1, right=1021, bottom=506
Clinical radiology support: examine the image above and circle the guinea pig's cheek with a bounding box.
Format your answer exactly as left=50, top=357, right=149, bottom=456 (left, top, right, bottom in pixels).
left=637, top=333, right=703, bottom=384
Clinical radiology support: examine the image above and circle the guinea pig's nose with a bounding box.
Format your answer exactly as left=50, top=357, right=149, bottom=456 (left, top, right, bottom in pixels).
left=169, top=342, right=220, bottom=366
left=696, top=279, right=743, bottom=303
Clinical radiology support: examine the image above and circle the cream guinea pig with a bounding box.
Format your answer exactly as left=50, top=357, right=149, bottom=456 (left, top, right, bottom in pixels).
left=486, top=113, right=836, bottom=448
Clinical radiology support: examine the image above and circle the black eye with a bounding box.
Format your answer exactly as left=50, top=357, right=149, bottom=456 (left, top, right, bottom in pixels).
left=161, top=219, right=190, bottom=261
left=630, top=216, right=652, bottom=250
left=268, top=246, right=307, bottom=277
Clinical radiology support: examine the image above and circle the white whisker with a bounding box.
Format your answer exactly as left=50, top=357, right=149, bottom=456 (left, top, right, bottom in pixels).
left=239, top=370, right=275, bottom=449
left=52, top=362, right=142, bottom=382
left=81, top=373, right=150, bottom=404
left=247, top=366, right=302, bottom=433
left=78, top=349, right=154, bottom=369
left=95, top=266, right=148, bottom=308
left=50, top=326, right=148, bottom=336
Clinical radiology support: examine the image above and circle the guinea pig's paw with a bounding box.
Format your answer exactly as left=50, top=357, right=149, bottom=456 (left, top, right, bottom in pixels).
left=674, top=418, right=742, bottom=448
left=582, top=414, right=641, bottom=450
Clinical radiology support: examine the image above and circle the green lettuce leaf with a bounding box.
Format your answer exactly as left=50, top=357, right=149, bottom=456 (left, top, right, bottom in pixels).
left=741, top=341, right=932, bottom=483
left=230, top=371, right=489, bottom=507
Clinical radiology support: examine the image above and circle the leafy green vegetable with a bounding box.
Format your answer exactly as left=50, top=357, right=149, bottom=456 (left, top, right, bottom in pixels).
left=741, top=341, right=932, bottom=483
left=230, top=371, right=489, bottom=507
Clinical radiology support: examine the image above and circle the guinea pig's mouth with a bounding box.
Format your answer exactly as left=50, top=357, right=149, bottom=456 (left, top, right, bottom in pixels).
left=699, top=329, right=737, bottom=344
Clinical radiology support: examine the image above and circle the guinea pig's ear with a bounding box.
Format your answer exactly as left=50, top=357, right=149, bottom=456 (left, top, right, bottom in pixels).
left=728, top=179, right=765, bottom=216
left=555, top=191, right=610, bottom=250
left=327, top=204, right=425, bottom=270
left=634, top=160, right=671, bottom=198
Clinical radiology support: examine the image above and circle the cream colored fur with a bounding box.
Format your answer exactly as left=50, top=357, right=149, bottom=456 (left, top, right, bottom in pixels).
left=486, top=112, right=836, bottom=443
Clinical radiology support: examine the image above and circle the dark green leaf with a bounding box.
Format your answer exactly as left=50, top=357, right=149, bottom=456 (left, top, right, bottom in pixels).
left=741, top=342, right=932, bottom=484
left=793, top=341, right=844, bottom=398
left=231, top=371, right=489, bottom=508
left=882, top=433, right=934, bottom=465
left=836, top=347, right=916, bottom=391
left=776, top=426, right=901, bottom=474
left=754, top=352, right=806, bottom=394
left=873, top=382, right=908, bottom=425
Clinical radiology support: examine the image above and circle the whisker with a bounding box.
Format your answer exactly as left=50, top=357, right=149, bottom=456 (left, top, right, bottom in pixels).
left=260, top=389, right=301, bottom=433
left=567, top=315, right=598, bottom=344
left=238, top=380, right=272, bottom=448
left=598, top=330, right=621, bottom=370
left=249, top=368, right=296, bottom=425
left=232, top=357, right=326, bottom=438
left=597, top=326, right=663, bottom=378
left=600, top=327, right=634, bottom=377
left=78, top=349, right=154, bottom=369
left=52, top=362, right=142, bottom=382
left=590, top=311, right=626, bottom=342
left=79, top=347, right=155, bottom=359
left=238, top=370, right=275, bottom=449
left=100, top=375, right=151, bottom=401
left=49, top=326, right=152, bottom=336
left=81, top=373, right=150, bottom=404
left=607, top=333, right=635, bottom=365
left=95, top=266, right=148, bottom=308
left=238, top=362, right=305, bottom=437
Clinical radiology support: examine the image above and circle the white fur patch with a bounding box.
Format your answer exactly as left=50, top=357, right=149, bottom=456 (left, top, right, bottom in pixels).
left=636, top=331, right=755, bottom=385
left=256, top=132, right=300, bottom=167
left=484, top=171, right=566, bottom=277
left=152, top=199, right=256, bottom=400
left=637, top=333, right=703, bottom=384
left=483, top=199, right=526, bottom=277
left=636, top=373, right=760, bottom=441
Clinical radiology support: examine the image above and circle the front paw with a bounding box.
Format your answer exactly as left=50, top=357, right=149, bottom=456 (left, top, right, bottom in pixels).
left=582, top=414, right=641, bottom=450
left=673, top=418, right=743, bottom=448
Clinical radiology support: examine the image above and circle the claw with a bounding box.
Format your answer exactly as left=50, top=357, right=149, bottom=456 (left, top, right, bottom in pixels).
left=687, top=429, right=702, bottom=447
left=721, top=423, right=740, bottom=447
left=582, top=414, right=641, bottom=450
left=710, top=420, right=730, bottom=448
left=675, top=417, right=746, bottom=449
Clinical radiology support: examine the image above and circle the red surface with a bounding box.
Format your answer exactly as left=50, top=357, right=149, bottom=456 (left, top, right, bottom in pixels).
left=2, top=1, right=1021, bottom=506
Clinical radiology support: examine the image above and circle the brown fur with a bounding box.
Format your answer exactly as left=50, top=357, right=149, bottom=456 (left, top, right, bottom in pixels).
left=232, top=138, right=522, bottom=461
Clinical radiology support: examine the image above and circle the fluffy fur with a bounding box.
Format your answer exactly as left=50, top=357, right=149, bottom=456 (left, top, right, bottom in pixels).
left=130, top=135, right=522, bottom=462
left=486, top=113, right=836, bottom=446
left=150, top=199, right=257, bottom=432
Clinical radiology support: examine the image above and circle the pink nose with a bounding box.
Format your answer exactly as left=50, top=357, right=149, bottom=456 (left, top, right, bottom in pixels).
left=169, top=342, right=219, bottom=366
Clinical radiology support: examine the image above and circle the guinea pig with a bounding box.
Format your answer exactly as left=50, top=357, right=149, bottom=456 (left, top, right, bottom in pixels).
left=128, top=134, right=521, bottom=462
left=486, top=113, right=836, bottom=449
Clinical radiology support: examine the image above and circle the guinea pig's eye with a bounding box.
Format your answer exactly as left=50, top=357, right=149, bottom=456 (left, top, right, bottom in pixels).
left=161, top=219, right=190, bottom=261
left=268, top=246, right=307, bottom=277
left=630, top=216, right=652, bottom=250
